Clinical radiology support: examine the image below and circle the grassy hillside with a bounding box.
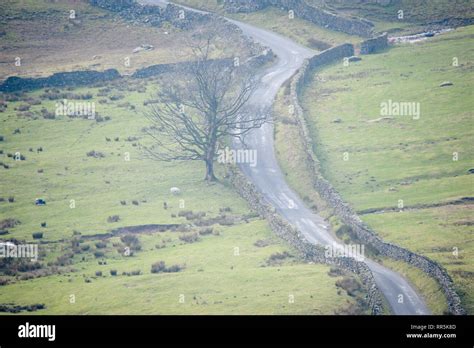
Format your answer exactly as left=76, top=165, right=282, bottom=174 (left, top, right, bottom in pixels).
left=0, top=0, right=249, bottom=80
left=308, top=0, right=474, bottom=24
left=0, top=0, right=375, bottom=316
left=0, top=70, right=369, bottom=314
left=276, top=26, right=473, bottom=312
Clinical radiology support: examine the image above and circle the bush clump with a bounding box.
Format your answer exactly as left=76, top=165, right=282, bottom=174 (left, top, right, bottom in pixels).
left=335, top=276, right=362, bottom=297
left=32, top=232, right=43, bottom=239
left=107, top=215, right=120, bottom=223
left=120, top=234, right=141, bottom=251
left=151, top=261, right=184, bottom=274
left=179, top=232, right=199, bottom=244
left=198, top=227, right=213, bottom=236
left=95, top=241, right=107, bottom=249
left=93, top=251, right=105, bottom=258
left=86, top=150, right=105, bottom=158
left=0, top=218, right=20, bottom=230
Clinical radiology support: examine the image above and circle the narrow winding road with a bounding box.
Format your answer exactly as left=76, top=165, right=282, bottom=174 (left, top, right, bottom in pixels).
left=143, top=0, right=430, bottom=315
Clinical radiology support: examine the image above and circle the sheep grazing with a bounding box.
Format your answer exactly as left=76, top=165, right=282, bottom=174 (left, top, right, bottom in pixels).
left=170, top=187, right=181, bottom=196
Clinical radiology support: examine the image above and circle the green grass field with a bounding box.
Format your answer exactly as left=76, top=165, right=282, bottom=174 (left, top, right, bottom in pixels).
left=0, top=218, right=363, bottom=314
left=0, top=71, right=369, bottom=314
left=292, top=26, right=473, bottom=313
left=0, top=0, right=372, bottom=317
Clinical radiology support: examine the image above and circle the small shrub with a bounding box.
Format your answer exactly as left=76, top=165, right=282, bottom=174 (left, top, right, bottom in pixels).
left=16, top=104, right=30, bottom=111
left=0, top=218, right=20, bottom=229
left=177, top=210, right=206, bottom=220
left=120, top=234, right=141, bottom=251
left=86, top=150, right=105, bottom=158
left=268, top=251, right=291, bottom=261
left=109, top=94, right=124, bottom=101
left=107, top=215, right=120, bottom=223
left=179, top=232, right=199, bottom=244
left=55, top=253, right=73, bottom=266
left=95, top=241, right=107, bottom=249
left=32, top=232, right=43, bottom=239
left=93, top=251, right=105, bottom=258
left=198, top=227, right=213, bottom=236
left=151, top=261, right=166, bottom=273
left=151, top=261, right=183, bottom=274
left=165, top=264, right=183, bottom=273
left=254, top=239, right=271, bottom=248
left=132, top=200, right=139, bottom=206
left=328, top=267, right=345, bottom=277
left=335, top=277, right=362, bottom=297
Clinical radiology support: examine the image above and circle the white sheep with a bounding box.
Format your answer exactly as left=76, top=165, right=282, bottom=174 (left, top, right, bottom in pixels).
left=170, top=187, right=181, bottom=195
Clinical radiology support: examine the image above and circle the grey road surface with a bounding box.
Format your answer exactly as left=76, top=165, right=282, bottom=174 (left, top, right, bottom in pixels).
left=142, top=0, right=431, bottom=315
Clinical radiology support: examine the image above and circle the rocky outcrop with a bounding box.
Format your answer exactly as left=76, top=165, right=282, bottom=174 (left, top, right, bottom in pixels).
left=360, top=32, right=388, bottom=54
left=287, top=45, right=466, bottom=315
left=223, top=0, right=374, bottom=37
left=227, top=165, right=384, bottom=315
left=0, top=69, right=120, bottom=92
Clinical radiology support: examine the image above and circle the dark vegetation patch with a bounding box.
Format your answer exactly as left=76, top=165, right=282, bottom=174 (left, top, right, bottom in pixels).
left=0, top=303, right=45, bottom=313
left=151, top=261, right=184, bottom=274
left=266, top=251, right=292, bottom=266
left=254, top=239, right=272, bottom=248
left=335, top=276, right=362, bottom=297
left=179, top=232, right=200, bottom=244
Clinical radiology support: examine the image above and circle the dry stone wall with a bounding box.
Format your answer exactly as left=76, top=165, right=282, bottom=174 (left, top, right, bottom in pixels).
left=228, top=165, right=384, bottom=315
left=360, top=32, right=389, bottom=54
left=0, top=69, right=120, bottom=92
left=90, top=0, right=211, bottom=29
left=223, top=0, right=374, bottom=37
left=288, top=45, right=466, bottom=315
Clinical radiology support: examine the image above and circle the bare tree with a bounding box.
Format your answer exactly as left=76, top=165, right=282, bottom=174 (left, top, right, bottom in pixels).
left=143, top=37, right=266, bottom=181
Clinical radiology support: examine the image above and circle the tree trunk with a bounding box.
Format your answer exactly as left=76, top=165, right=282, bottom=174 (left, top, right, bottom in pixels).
left=204, top=135, right=217, bottom=182
left=205, top=159, right=217, bottom=182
